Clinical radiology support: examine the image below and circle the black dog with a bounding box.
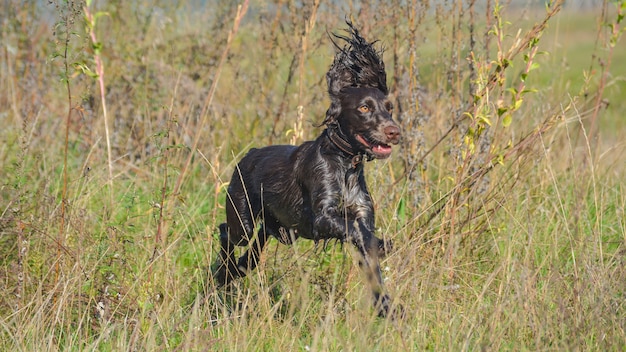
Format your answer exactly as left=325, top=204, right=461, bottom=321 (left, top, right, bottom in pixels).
left=214, top=22, right=401, bottom=318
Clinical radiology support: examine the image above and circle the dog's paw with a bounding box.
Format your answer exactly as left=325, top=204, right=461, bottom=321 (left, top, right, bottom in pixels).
left=377, top=238, right=393, bottom=258
left=212, top=261, right=240, bottom=288
left=388, top=303, right=406, bottom=320
left=213, top=265, right=228, bottom=287
left=375, top=294, right=405, bottom=320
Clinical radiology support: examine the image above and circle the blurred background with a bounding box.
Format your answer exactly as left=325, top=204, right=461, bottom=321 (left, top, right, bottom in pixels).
left=1, top=0, right=624, bottom=350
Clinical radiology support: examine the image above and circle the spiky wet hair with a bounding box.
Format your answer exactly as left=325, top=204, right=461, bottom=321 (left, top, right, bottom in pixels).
left=324, top=21, right=388, bottom=126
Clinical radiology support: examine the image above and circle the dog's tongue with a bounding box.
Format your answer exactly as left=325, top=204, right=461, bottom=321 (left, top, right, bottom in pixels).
left=356, top=135, right=393, bottom=158
left=373, top=144, right=392, bottom=157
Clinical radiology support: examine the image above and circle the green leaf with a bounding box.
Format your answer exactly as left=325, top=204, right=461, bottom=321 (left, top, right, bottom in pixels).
left=73, top=62, right=98, bottom=78
left=502, top=114, right=512, bottom=127
left=94, top=11, right=110, bottom=21
left=467, top=127, right=475, bottom=138
left=92, top=42, right=103, bottom=55
left=478, top=114, right=492, bottom=126
left=529, top=37, right=540, bottom=47
left=396, top=197, right=406, bottom=224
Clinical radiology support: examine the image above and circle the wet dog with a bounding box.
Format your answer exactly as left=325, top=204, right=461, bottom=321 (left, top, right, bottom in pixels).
left=214, top=22, right=402, bottom=318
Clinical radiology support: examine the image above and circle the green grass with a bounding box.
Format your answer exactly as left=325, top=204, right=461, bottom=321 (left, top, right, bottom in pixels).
left=1, top=0, right=625, bottom=350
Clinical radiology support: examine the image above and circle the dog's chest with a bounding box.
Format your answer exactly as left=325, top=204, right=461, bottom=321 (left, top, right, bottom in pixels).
left=339, top=171, right=371, bottom=218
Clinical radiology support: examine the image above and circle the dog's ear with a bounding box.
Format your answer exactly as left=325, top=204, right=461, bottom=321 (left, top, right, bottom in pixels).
left=323, top=99, right=341, bottom=127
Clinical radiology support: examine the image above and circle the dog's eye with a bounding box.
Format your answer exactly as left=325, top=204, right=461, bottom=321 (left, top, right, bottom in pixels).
left=386, top=103, right=394, bottom=113
left=358, top=105, right=370, bottom=113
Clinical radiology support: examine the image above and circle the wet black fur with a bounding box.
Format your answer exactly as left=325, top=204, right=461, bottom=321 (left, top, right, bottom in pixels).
left=213, top=22, right=402, bottom=318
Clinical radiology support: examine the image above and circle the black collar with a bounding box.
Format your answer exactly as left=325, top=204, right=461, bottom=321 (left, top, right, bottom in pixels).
left=325, top=127, right=370, bottom=168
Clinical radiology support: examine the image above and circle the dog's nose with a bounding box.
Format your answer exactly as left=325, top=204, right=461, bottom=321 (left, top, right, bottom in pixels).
left=384, top=125, right=401, bottom=143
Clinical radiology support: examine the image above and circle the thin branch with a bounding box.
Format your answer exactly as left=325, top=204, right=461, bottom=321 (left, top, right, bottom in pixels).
left=173, top=0, right=250, bottom=196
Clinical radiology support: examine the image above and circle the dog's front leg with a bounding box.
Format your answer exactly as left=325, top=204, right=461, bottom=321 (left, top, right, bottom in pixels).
left=314, top=212, right=399, bottom=318
left=347, top=220, right=398, bottom=318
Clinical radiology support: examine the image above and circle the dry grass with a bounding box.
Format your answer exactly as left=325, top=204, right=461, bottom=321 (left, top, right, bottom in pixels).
left=1, top=0, right=624, bottom=350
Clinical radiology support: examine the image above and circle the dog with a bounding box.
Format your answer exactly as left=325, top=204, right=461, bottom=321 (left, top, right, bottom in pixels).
left=214, top=22, right=402, bottom=318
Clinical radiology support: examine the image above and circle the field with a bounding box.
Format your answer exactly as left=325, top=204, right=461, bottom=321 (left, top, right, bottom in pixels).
left=1, top=0, right=625, bottom=350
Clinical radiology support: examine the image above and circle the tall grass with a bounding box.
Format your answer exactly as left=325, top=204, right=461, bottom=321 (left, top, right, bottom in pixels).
left=1, top=0, right=624, bottom=350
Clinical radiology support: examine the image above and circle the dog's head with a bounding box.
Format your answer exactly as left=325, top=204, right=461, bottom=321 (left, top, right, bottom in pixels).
left=324, top=21, right=400, bottom=159
left=324, top=21, right=388, bottom=126
left=336, top=87, right=400, bottom=159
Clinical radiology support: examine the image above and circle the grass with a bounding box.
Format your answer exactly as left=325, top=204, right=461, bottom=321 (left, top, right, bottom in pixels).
left=1, top=0, right=625, bottom=350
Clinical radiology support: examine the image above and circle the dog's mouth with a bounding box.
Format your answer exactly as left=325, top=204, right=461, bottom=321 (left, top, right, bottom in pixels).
left=356, top=135, right=393, bottom=159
